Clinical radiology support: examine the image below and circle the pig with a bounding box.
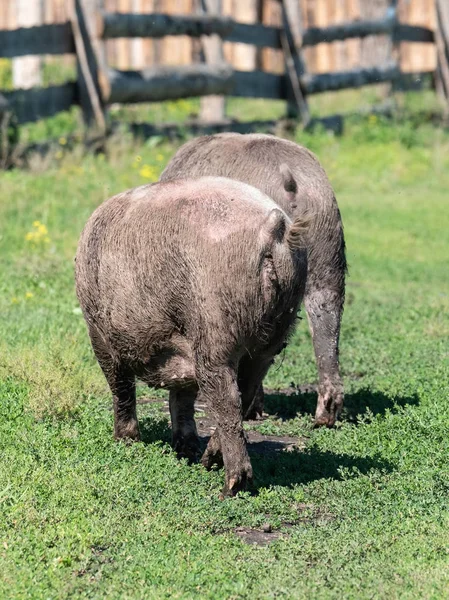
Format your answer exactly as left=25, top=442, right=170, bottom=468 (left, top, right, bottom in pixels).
left=160, top=133, right=346, bottom=427
left=75, top=177, right=308, bottom=497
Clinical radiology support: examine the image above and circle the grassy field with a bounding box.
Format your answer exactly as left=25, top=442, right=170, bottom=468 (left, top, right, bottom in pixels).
left=1, top=105, right=449, bottom=599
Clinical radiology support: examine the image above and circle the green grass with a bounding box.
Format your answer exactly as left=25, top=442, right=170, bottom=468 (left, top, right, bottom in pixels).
left=1, top=109, right=449, bottom=599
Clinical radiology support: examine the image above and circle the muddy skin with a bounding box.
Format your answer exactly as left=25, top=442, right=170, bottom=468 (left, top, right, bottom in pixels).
left=161, top=133, right=347, bottom=427
left=75, top=177, right=308, bottom=496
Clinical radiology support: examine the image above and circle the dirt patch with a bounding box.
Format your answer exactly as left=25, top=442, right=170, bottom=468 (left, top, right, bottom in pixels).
left=138, top=394, right=305, bottom=455
left=264, top=384, right=318, bottom=396
left=234, top=524, right=290, bottom=546
left=232, top=506, right=335, bottom=546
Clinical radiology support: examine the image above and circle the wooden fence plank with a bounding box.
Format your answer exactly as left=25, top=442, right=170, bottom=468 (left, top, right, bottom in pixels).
left=0, top=23, right=74, bottom=58
left=108, top=63, right=235, bottom=103
left=100, top=11, right=434, bottom=49
left=101, top=11, right=233, bottom=38
left=236, top=65, right=402, bottom=97
left=302, top=16, right=395, bottom=46
left=227, top=21, right=280, bottom=49
left=303, top=64, right=400, bottom=94
left=128, top=118, right=279, bottom=138
left=107, top=61, right=410, bottom=105
left=3, top=83, right=77, bottom=124
left=394, top=24, right=434, bottom=44
left=233, top=70, right=285, bottom=99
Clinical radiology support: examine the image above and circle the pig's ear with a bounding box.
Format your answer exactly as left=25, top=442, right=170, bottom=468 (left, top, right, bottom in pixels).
left=280, top=163, right=297, bottom=195
left=260, top=208, right=286, bottom=246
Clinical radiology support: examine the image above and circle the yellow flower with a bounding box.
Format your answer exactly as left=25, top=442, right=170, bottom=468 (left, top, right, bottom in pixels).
left=59, top=136, right=67, bottom=145
left=25, top=291, right=34, bottom=299
left=135, top=155, right=142, bottom=162
left=139, top=165, right=157, bottom=180
left=25, top=221, right=50, bottom=246
left=156, top=153, right=164, bottom=162
left=11, top=297, right=19, bottom=304
left=55, top=150, right=63, bottom=160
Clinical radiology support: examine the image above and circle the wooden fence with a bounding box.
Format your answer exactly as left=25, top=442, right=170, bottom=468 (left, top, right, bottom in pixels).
left=0, top=0, right=446, bottom=135
left=0, top=0, right=437, bottom=73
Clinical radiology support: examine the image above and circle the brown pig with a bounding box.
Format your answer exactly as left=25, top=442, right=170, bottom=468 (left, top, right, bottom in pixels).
left=160, top=133, right=346, bottom=427
left=75, top=177, right=308, bottom=496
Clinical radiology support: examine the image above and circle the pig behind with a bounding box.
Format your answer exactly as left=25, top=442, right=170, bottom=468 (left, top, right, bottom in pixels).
left=161, top=133, right=347, bottom=427
left=75, top=177, right=308, bottom=496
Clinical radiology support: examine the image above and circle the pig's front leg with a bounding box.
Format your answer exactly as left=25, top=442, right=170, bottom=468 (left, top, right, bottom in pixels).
left=169, top=388, right=200, bottom=462
left=305, top=287, right=344, bottom=428
left=198, top=365, right=252, bottom=497
left=243, top=385, right=264, bottom=420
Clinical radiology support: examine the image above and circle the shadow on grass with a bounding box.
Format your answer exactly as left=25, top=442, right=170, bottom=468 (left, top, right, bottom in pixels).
left=137, top=414, right=393, bottom=490
left=139, top=417, right=171, bottom=445
left=249, top=446, right=392, bottom=490
left=264, top=387, right=420, bottom=424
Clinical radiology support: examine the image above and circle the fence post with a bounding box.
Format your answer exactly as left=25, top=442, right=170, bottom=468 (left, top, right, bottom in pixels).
left=389, top=0, right=401, bottom=94
left=71, top=0, right=106, bottom=134
left=12, top=0, right=43, bottom=90
left=281, top=0, right=309, bottom=126
left=199, top=0, right=226, bottom=122
left=435, top=0, right=449, bottom=110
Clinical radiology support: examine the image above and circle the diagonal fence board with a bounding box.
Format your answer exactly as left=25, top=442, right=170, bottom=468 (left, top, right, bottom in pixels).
left=436, top=0, right=449, bottom=102
left=281, top=0, right=309, bottom=124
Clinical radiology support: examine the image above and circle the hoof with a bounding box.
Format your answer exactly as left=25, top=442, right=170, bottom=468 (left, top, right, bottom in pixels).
left=313, top=413, right=336, bottom=429
left=201, top=446, right=224, bottom=470
left=114, top=420, right=140, bottom=442
left=314, top=389, right=343, bottom=429
left=201, top=432, right=223, bottom=470
left=220, top=468, right=253, bottom=499
left=173, top=435, right=201, bottom=464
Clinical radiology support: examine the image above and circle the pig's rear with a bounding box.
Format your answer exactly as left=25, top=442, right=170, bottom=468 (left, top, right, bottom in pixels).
left=76, top=177, right=305, bottom=389
left=75, top=176, right=308, bottom=496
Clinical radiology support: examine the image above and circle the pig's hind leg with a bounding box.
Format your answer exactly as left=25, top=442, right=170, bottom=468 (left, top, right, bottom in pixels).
left=305, top=287, right=344, bottom=428
left=89, top=325, right=140, bottom=441
left=201, top=355, right=270, bottom=469
left=110, top=366, right=139, bottom=441
left=169, top=388, right=200, bottom=462
left=199, top=365, right=253, bottom=497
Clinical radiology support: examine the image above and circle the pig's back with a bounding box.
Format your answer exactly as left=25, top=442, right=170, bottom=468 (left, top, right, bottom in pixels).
left=160, top=133, right=335, bottom=215
left=75, top=177, right=285, bottom=341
